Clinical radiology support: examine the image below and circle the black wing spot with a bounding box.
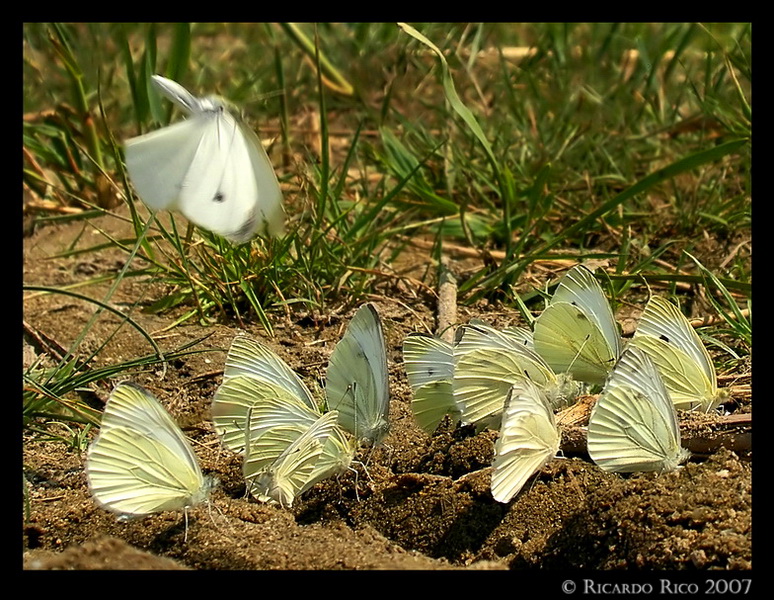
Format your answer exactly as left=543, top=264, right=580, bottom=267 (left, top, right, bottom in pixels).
left=213, top=191, right=225, bottom=203
left=659, top=334, right=670, bottom=343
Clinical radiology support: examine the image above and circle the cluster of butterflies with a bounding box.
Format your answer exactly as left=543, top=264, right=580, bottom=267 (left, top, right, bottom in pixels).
left=95, top=79, right=727, bottom=520
left=86, top=303, right=390, bottom=519
left=403, top=265, right=727, bottom=504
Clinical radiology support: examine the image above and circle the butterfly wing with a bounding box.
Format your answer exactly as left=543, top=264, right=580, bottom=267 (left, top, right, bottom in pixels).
left=490, top=380, right=561, bottom=503
left=533, top=303, right=616, bottom=385
left=223, top=335, right=317, bottom=410
left=240, top=120, right=285, bottom=238
left=410, top=380, right=457, bottom=434
left=632, top=296, right=723, bottom=412
left=85, top=383, right=209, bottom=516
left=533, top=266, right=621, bottom=386
left=95, top=383, right=201, bottom=470
left=326, top=304, right=390, bottom=445
left=454, top=346, right=560, bottom=428
left=245, top=423, right=322, bottom=507
left=245, top=411, right=348, bottom=507
left=455, top=322, right=533, bottom=356
left=630, top=335, right=718, bottom=412
left=125, top=116, right=213, bottom=212
left=551, top=266, right=621, bottom=350
left=313, top=415, right=355, bottom=486
left=455, top=322, right=581, bottom=412
left=402, top=334, right=458, bottom=432
left=587, top=346, right=690, bottom=473
left=150, top=74, right=206, bottom=114
left=402, top=334, right=453, bottom=390
left=634, top=296, right=714, bottom=377
left=211, top=375, right=321, bottom=454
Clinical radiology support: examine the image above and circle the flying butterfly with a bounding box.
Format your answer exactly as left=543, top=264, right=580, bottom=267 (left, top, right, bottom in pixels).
left=125, top=75, right=284, bottom=243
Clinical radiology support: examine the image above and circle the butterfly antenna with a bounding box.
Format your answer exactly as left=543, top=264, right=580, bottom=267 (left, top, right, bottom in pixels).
left=350, top=381, right=361, bottom=439
left=566, top=334, right=590, bottom=374
left=328, top=382, right=351, bottom=413
left=243, top=406, right=254, bottom=456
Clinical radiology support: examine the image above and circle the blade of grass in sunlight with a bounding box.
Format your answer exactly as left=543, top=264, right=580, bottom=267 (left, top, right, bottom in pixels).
left=280, top=23, right=354, bottom=96
left=398, top=22, right=517, bottom=258
left=686, top=252, right=751, bottom=348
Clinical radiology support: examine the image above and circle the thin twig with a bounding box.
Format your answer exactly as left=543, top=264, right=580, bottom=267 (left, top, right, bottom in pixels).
left=436, top=256, right=457, bottom=343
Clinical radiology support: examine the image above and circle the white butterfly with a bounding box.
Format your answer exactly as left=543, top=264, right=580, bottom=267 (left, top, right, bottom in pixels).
left=490, top=379, right=561, bottom=503
left=402, top=333, right=458, bottom=433
left=212, top=335, right=319, bottom=454
left=587, top=345, right=690, bottom=473
left=325, top=303, right=391, bottom=445
left=533, top=265, right=622, bottom=386
left=124, top=75, right=284, bottom=244
left=453, top=322, right=580, bottom=428
left=213, top=374, right=323, bottom=454
left=86, top=382, right=213, bottom=517
left=211, top=337, right=355, bottom=506
left=631, top=296, right=729, bottom=412
left=244, top=410, right=353, bottom=507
